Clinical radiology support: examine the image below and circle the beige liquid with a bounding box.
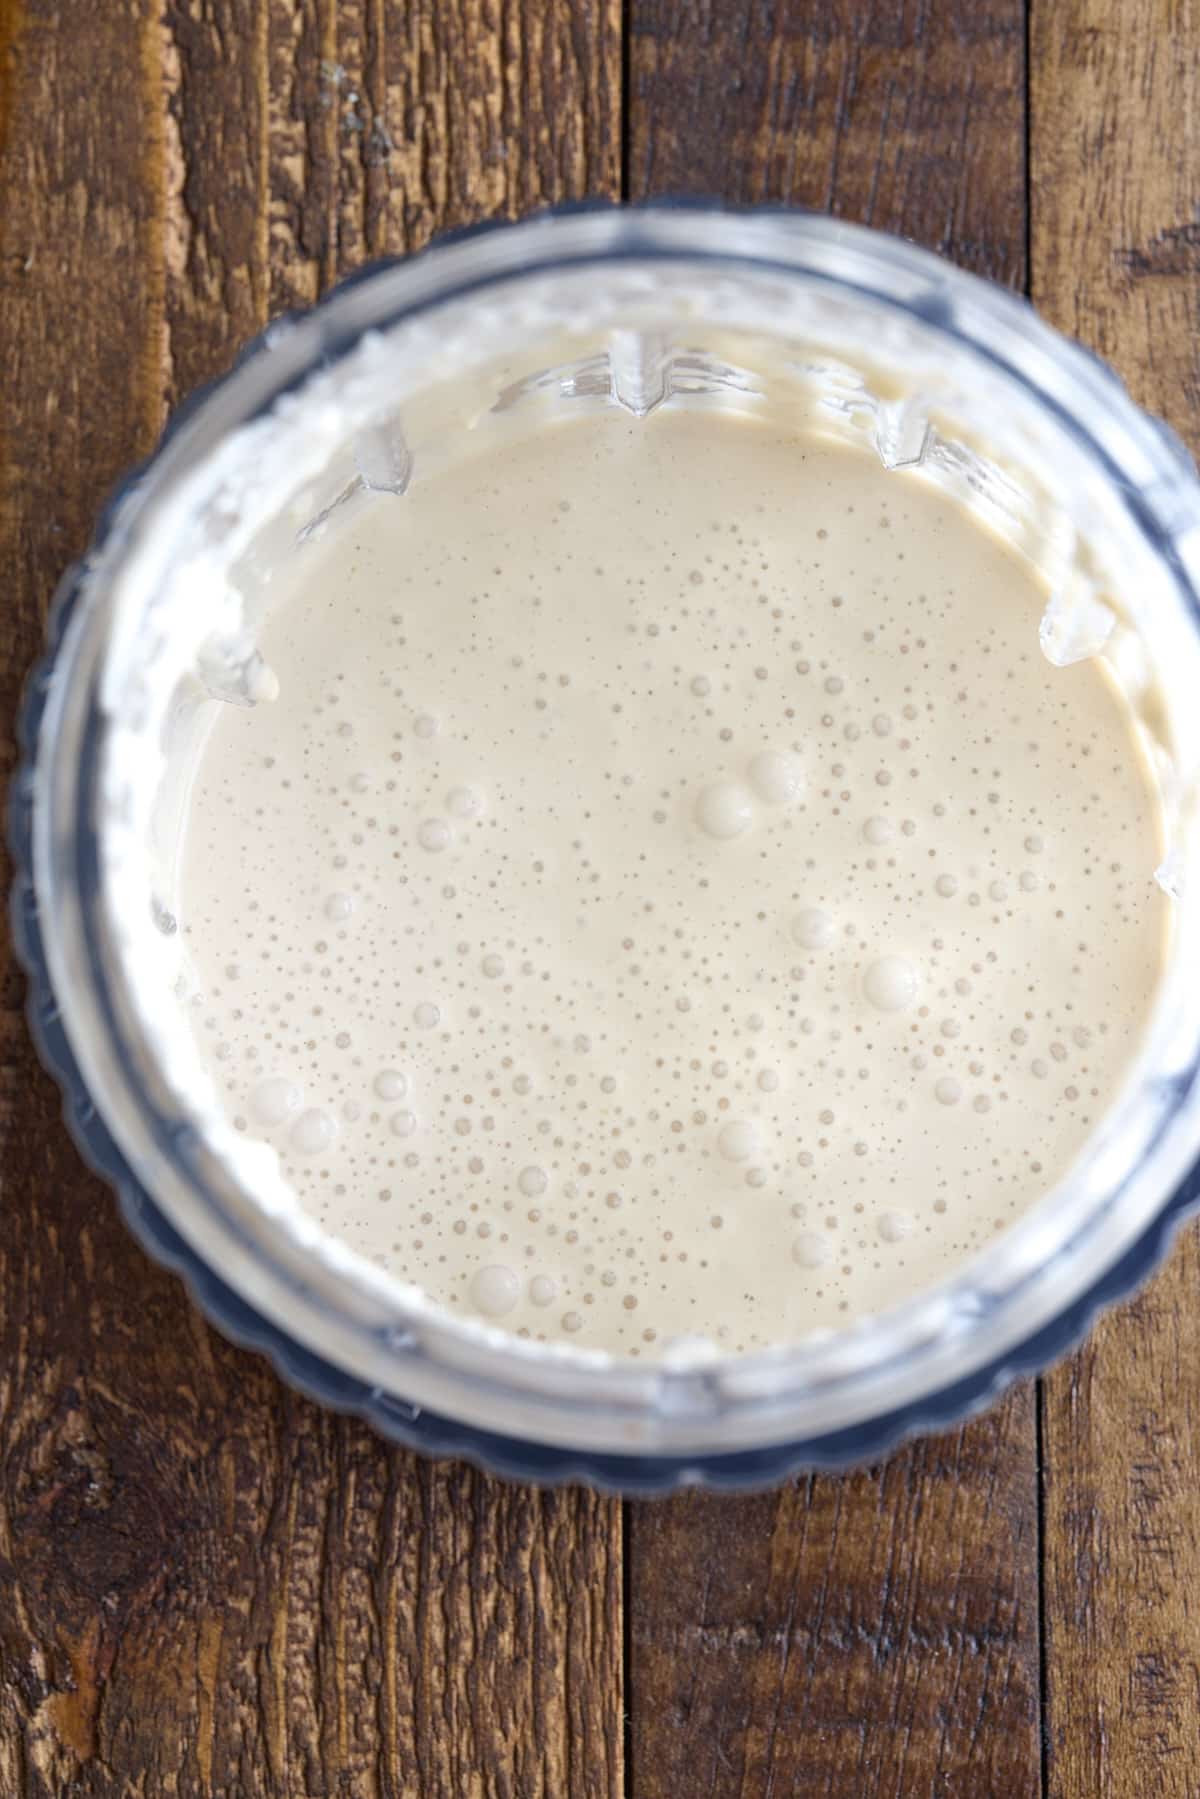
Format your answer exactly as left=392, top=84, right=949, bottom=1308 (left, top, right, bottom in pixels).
left=182, top=408, right=1167, bottom=1357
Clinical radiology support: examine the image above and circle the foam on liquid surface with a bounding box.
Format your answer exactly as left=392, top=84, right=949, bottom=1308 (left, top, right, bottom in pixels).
left=182, top=410, right=1167, bottom=1356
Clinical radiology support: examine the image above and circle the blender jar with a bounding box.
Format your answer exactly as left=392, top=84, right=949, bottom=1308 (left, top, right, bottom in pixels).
left=13, top=207, right=1200, bottom=1490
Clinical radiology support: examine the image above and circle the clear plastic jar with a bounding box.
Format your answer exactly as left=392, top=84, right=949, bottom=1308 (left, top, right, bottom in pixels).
left=15, top=207, right=1200, bottom=1487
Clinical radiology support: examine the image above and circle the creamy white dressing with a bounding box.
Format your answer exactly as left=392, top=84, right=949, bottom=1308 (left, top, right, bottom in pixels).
left=181, top=407, right=1167, bottom=1357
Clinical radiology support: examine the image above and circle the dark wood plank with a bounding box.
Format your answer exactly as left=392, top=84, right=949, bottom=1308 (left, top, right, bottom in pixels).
left=628, top=0, right=1026, bottom=284
left=1032, top=6, right=1200, bottom=1793
left=625, top=5, right=1041, bottom=1794
left=631, top=1409, right=1039, bottom=1797
left=0, top=2, right=623, bottom=1793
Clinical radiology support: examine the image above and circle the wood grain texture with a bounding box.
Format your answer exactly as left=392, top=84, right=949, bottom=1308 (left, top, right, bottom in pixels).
left=6, top=0, right=1200, bottom=1794
left=628, top=0, right=1027, bottom=284
left=1032, top=7, right=1200, bottom=1794
left=0, top=2, right=622, bottom=1794
left=625, top=4, right=1042, bottom=1794
left=630, top=1408, right=1040, bottom=1797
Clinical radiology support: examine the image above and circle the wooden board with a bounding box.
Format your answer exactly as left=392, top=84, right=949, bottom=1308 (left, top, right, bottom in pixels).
left=625, top=5, right=1043, bottom=1794
left=627, top=0, right=1026, bottom=285
left=0, top=3, right=623, bottom=1795
left=4, top=0, right=1200, bottom=1792
left=1032, top=5, right=1200, bottom=1794
left=628, top=1406, right=1041, bottom=1797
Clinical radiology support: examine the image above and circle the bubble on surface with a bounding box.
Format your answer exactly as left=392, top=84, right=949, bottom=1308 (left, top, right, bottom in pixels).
left=793, top=1233, right=832, bottom=1268
left=747, top=751, right=804, bottom=806
left=792, top=908, right=834, bottom=950
left=290, top=1109, right=337, bottom=1155
left=447, top=785, right=484, bottom=818
left=251, top=1076, right=303, bottom=1126
left=717, top=1119, right=760, bottom=1163
left=471, top=1265, right=520, bottom=1317
left=694, top=780, right=755, bottom=840
left=863, top=957, right=920, bottom=1011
